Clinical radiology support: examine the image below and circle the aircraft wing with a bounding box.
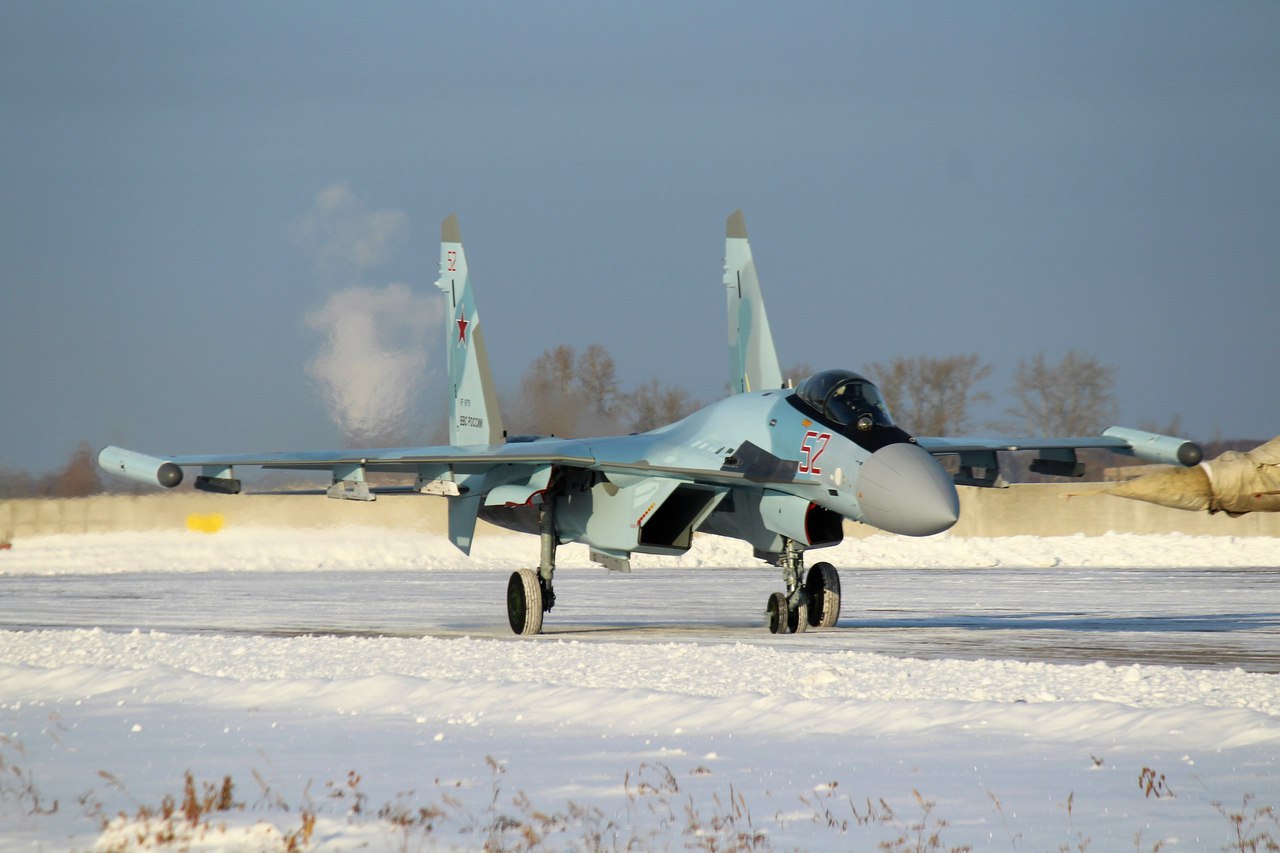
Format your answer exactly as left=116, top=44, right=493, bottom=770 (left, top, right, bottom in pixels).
left=99, top=433, right=798, bottom=495
left=917, top=426, right=1202, bottom=464
left=99, top=441, right=590, bottom=496
left=168, top=444, right=596, bottom=473
left=915, top=435, right=1132, bottom=455
left=915, top=426, right=1203, bottom=484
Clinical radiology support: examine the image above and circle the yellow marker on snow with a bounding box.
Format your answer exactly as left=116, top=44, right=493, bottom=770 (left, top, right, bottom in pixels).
left=186, top=513, right=224, bottom=534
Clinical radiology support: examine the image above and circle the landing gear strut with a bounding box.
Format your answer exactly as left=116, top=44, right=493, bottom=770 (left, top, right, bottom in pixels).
left=765, top=540, right=842, bottom=634
left=507, top=501, right=558, bottom=635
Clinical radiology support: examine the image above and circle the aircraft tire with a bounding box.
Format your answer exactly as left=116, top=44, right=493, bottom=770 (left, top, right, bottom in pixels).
left=766, top=591, right=789, bottom=635
left=788, top=599, right=808, bottom=634
left=507, top=569, right=544, bottom=636
left=805, top=562, right=842, bottom=628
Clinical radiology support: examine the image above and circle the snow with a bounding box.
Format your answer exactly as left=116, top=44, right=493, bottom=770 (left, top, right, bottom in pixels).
left=6, top=526, right=1279, bottom=574
left=1, top=528, right=1278, bottom=850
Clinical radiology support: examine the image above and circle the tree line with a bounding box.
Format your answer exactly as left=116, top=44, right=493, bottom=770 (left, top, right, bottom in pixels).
left=505, top=343, right=700, bottom=438
left=479, top=345, right=1185, bottom=486
left=866, top=349, right=1123, bottom=438
left=503, top=345, right=1138, bottom=441
left=0, top=442, right=103, bottom=499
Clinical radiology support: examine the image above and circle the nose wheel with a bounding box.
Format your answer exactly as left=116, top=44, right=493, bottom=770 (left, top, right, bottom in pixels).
left=766, top=590, right=809, bottom=635
left=804, top=561, right=841, bottom=628
left=765, top=541, right=841, bottom=634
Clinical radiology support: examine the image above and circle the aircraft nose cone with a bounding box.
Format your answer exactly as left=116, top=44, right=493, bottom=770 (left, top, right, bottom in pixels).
left=856, top=442, right=959, bottom=536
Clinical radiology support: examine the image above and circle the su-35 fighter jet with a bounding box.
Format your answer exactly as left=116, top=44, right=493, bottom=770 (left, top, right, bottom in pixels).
left=101, top=212, right=1203, bottom=635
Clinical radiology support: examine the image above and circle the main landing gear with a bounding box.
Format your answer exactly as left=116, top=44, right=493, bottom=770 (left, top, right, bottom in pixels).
left=507, top=503, right=558, bottom=635
left=504, top=506, right=842, bottom=637
left=766, top=539, right=842, bottom=635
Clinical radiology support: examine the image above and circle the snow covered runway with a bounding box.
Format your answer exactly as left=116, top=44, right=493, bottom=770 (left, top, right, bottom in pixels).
left=1, top=528, right=1278, bottom=850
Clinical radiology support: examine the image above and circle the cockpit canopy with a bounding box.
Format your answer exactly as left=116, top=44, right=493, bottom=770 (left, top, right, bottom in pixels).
left=793, top=370, right=897, bottom=433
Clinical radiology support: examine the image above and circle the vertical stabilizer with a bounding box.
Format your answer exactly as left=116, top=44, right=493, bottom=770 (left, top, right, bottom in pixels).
left=435, top=214, right=505, bottom=446
left=724, top=210, right=783, bottom=394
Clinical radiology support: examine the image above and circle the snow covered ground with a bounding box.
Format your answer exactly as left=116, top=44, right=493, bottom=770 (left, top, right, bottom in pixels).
left=1, top=528, right=1278, bottom=850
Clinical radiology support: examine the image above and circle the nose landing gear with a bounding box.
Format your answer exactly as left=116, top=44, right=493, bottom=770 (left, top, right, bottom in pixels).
left=765, top=540, right=842, bottom=634
left=766, top=590, right=808, bottom=634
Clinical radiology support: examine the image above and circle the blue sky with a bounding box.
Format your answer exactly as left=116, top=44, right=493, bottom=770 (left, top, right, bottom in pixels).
left=2, top=1, right=1277, bottom=474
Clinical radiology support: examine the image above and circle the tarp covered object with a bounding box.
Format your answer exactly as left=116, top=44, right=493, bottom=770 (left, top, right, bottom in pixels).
left=1108, top=436, right=1280, bottom=515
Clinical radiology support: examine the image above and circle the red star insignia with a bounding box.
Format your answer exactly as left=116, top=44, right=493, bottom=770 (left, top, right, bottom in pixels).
left=455, top=314, right=469, bottom=344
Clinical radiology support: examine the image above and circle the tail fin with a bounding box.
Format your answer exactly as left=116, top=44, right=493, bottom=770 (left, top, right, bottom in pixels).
left=724, top=210, right=783, bottom=394
left=435, top=214, right=505, bottom=446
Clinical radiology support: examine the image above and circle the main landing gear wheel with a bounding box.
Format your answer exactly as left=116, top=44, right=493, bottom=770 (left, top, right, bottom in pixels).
left=805, top=562, right=842, bottom=628
left=507, top=569, right=544, bottom=636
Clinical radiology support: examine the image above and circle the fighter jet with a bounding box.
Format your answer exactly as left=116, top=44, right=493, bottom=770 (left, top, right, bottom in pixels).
left=100, top=212, right=1203, bottom=635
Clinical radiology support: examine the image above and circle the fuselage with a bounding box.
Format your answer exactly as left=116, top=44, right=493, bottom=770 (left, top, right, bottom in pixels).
left=479, top=384, right=959, bottom=554
left=600, top=388, right=960, bottom=538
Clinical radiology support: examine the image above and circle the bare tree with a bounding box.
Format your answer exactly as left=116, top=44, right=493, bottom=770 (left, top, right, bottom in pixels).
left=45, top=442, right=102, bottom=497
left=528, top=345, right=577, bottom=397
left=864, top=354, right=993, bottom=435
left=515, top=344, right=624, bottom=437
left=519, top=345, right=583, bottom=436
left=624, top=380, right=700, bottom=433
left=0, top=466, right=36, bottom=499
left=1139, top=413, right=1184, bottom=438
left=782, top=362, right=813, bottom=390
left=575, top=344, right=618, bottom=417
left=1009, top=350, right=1117, bottom=437
left=511, top=343, right=703, bottom=437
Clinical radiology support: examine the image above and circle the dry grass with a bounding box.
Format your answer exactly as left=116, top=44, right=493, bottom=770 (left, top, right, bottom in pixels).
left=0, top=739, right=1275, bottom=852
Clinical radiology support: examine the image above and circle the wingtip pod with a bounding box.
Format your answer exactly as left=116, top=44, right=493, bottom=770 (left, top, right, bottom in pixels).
left=1102, top=426, right=1203, bottom=467
left=98, top=446, right=184, bottom=489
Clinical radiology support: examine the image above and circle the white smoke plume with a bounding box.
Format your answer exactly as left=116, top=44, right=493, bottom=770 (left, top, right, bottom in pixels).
left=294, top=184, right=440, bottom=445
left=305, top=284, right=441, bottom=446
left=291, top=183, right=408, bottom=277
